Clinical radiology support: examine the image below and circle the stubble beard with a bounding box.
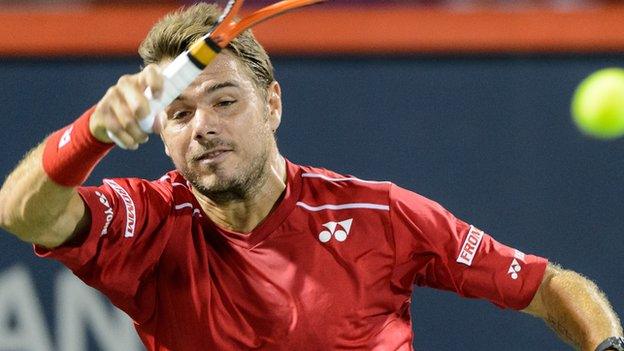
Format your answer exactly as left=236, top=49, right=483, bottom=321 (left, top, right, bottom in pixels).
left=183, top=146, right=270, bottom=204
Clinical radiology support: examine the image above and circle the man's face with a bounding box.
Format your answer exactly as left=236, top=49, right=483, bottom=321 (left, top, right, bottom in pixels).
left=159, top=51, right=281, bottom=202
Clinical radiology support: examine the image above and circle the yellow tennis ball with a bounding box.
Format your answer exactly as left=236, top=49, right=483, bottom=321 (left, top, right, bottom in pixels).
left=572, top=68, right=624, bottom=140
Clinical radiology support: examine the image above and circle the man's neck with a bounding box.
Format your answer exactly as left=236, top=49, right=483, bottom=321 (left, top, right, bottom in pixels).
left=192, top=153, right=287, bottom=233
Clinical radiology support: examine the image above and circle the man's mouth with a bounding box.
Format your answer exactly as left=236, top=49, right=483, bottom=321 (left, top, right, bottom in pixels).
left=194, top=149, right=233, bottom=163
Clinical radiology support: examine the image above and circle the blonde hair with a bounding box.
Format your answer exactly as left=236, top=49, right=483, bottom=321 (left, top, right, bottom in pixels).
left=138, top=3, right=275, bottom=91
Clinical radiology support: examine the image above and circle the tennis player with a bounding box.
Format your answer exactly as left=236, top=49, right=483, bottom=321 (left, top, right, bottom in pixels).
left=0, top=3, right=622, bottom=351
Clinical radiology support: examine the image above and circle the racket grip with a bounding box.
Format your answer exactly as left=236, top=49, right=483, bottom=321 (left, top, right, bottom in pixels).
left=104, top=53, right=204, bottom=148
left=139, top=54, right=205, bottom=133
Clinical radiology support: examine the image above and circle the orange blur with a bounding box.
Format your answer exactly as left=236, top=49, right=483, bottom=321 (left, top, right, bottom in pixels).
left=0, top=4, right=623, bottom=56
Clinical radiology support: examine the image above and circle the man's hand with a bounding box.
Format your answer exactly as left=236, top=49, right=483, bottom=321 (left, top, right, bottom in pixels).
left=90, top=64, right=164, bottom=150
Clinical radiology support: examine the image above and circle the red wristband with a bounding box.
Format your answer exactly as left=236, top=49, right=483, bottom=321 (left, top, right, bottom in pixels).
left=43, top=107, right=114, bottom=187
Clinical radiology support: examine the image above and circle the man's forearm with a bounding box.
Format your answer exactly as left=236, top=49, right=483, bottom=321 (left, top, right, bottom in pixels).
left=524, top=264, right=622, bottom=350
left=0, top=142, right=85, bottom=247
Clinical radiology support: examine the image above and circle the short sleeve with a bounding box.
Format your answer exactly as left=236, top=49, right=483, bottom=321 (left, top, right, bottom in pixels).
left=34, top=178, right=172, bottom=321
left=389, top=184, right=548, bottom=310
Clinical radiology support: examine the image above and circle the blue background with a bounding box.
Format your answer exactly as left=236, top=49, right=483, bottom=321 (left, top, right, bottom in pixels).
left=1, top=55, right=623, bottom=350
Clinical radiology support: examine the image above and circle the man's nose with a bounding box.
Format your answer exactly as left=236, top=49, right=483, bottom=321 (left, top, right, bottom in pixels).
left=192, top=108, right=220, bottom=142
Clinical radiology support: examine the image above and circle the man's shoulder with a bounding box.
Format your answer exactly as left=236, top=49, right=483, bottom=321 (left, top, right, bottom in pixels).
left=292, top=162, right=436, bottom=210
left=94, top=170, right=190, bottom=206
left=297, top=164, right=391, bottom=186
left=101, top=170, right=184, bottom=186
left=294, top=162, right=393, bottom=204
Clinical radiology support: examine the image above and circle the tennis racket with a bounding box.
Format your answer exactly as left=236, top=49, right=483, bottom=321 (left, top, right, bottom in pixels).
left=107, top=0, right=325, bottom=147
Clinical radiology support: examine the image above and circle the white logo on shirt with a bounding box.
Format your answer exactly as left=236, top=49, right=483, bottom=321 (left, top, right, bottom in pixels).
left=456, top=225, right=484, bottom=266
left=508, top=250, right=526, bottom=280
left=508, top=259, right=522, bottom=280
left=58, top=125, right=74, bottom=148
left=318, top=219, right=353, bottom=243
left=103, top=179, right=136, bottom=238
left=95, top=191, right=114, bottom=236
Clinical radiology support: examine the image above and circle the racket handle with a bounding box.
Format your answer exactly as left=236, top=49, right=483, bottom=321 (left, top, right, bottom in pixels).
left=106, top=53, right=204, bottom=147
left=140, top=54, right=204, bottom=133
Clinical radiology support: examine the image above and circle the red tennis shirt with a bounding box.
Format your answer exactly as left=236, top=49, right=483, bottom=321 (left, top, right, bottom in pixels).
left=36, top=160, right=547, bottom=350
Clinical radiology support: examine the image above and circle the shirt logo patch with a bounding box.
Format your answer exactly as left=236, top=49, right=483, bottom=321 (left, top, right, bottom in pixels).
left=456, top=225, right=484, bottom=266
left=95, top=191, right=114, bottom=236
left=318, top=218, right=353, bottom=243
left=508, top=258, right=522, bottom=280
left=103, top=180, right=136, bottom=238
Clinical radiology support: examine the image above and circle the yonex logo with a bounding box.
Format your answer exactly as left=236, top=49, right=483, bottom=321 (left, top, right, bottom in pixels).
left=508, top=259, right=522, bottom=280
left=318, top=219, right=353, bottom=243
left=95, top=191, right=113, bottom=236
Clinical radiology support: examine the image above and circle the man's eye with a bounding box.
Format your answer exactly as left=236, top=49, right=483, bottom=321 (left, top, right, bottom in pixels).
left=216, top=100, right=236, bottom=108
left=172, top=110, right=192, bottom=120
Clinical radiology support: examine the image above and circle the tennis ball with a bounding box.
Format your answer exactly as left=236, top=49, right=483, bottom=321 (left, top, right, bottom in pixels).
left=571, top=68, right=624, bottom=140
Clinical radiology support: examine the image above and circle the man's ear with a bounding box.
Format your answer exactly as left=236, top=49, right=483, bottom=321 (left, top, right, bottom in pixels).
left=267, top=81, right=282, bottom=132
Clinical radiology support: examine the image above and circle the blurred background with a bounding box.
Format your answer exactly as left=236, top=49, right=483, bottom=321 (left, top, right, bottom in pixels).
left=1, top=0, right=623, bottom=350
left=1, top=0, right=624, bottom=6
